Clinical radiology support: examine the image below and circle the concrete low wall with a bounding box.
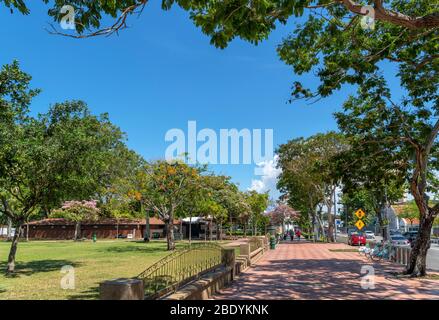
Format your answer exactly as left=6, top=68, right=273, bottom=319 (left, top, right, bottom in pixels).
left=162, top=237, right=269, bottom=300
left=100, top=239, right=269, bottom=300
left=239, top=236, right=268, bottom=267
left=162, top=266, right=234, bottom=300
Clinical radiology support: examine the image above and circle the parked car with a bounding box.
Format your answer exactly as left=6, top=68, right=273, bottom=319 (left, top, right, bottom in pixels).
left=390, top=235, right=410, bottom=246
left=364, top=230, right=375, bottom=240
left=390, top=230, right=403, bottom=236
left=348, top=232, right=366, bottom=246
left=403, top=231, right=418, bottom=243
left=365, top=231, right=375, bottom=240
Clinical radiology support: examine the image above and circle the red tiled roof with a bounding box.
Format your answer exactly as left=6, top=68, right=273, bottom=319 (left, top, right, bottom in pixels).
left=400, top=218, right=420, bottom=225
left=26, top=217, right=180, bottom=226
left=392, top=204, right=420, bottom=225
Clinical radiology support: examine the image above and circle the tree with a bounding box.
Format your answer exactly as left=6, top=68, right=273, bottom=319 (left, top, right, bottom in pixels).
left=0, top=62, right=128, bottom=273
left=196, top=199, right=227, bottom=241
left=335, top=74, right=438, bottom=276
left=6, top=1, right=437, bottom=38
left=278, top=137, right=323, bottom=240
left=97, top=149, right=147, bottom=239
left=268, top=204, right=300, bottom=229
left=35, top=0, right=435, bottom=275
left=277, top=132, right=347, bottom=242
left=245, top=190, right=269, bottom=236
left=333, top=137, right=406, bottom=240
left=134, top=160, right=201, bottom=250
left=50, top=200, right=100, bottom=240
left=399, top=202, right=419, bottom=229
left=198, top=174, right=249, bottom=238
left=177, top=167, right=210, bottom=244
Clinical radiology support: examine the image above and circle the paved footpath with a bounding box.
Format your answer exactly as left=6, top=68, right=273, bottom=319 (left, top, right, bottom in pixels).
left=214, top=242, right=439, bottom=300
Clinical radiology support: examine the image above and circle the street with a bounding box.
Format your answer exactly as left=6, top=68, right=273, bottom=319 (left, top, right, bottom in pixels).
left=427, top=245, right=439, bottom=271
left=337, top=233, right=439, bottom=271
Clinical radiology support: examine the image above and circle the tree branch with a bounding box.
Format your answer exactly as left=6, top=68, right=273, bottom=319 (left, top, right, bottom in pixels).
left=425, top=119, right=439, bottom=157
left=339, top=0, right=439, bottom=29
left=47, top=1, right=149, bottom=38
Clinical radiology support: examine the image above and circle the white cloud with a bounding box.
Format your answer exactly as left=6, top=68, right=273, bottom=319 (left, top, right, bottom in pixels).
left=249, top=155, right=281, bottom=199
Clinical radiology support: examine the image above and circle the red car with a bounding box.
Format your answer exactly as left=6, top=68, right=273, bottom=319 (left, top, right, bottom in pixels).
left=348, top=232, right=366, bottom=246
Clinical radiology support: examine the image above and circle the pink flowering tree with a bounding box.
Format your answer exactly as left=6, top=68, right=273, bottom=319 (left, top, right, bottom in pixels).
left=267, top=204, right=299, bottom=229
left=51, top=200, right=100, bottom=240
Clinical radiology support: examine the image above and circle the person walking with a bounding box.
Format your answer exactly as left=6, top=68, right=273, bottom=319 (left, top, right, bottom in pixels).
left=296, top=229, right=301, bottom=241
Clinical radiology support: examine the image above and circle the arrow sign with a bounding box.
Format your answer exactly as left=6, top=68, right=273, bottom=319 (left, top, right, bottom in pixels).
left=355, top=209, right=365, bottom=219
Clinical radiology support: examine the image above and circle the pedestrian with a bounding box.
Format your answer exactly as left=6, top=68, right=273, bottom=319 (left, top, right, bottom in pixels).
left=296, top=229, right=301, bottom=241
left=290, top=230, right=294, bottom=242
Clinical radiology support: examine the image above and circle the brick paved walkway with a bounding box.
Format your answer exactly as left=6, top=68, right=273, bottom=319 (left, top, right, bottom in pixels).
left=214, top=242, right=439, bottom=300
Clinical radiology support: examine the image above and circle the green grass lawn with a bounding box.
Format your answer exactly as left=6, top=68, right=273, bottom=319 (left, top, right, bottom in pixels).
left=0, top=240, right=212, bottom=300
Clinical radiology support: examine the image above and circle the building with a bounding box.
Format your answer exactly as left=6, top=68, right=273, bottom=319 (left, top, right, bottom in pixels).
left=25, top=217, right=180, bottom=240
left=391, top=204, right=420, bottom=232
left=180, top=217, right=218, bottom=240
left=0, top=225, right=9, bottom=238
left=381, top=203, right=438, bottom=236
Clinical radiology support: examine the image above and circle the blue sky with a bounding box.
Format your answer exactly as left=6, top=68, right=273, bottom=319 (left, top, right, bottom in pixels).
left=0, top=2, right=381, bottom=199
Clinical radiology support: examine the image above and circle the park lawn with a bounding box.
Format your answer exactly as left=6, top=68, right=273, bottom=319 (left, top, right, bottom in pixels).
left=0, top=240, right=190, bottom=300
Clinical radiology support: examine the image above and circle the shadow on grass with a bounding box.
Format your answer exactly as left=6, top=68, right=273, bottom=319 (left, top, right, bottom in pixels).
left=67, top=286, right=100, bottom=300
left=0, top=260, right=81, bottom=278
left=101, top=245, right=167, bottom=254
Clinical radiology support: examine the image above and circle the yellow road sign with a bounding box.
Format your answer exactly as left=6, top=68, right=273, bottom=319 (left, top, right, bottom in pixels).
left=355, top=209, right=365, bottom=219
left=355, top=220, right=365, bottom=230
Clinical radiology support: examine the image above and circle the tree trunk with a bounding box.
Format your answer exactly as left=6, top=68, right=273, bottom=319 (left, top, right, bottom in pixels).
left=6, top=224, right=22, bottom=273
left=6, top=218, right=12, bottom=241
left=166, top=220, right=175, bottom=251
left=216, top=221, right=220, bottom=241
left=376, top=207, right=389, bottom=241
left=229, top=215, right=233, bottom=236
left=74, top=222, right=81, bottom=240
left=311, top=211, right=317, bottom=243
left=189, top=215, right=192, bottom=244
left=145, top=210, right=150, bottom=242
left=327, top=210, right=335, bottom=242
left=326, top=188, right=336, bottom=243
left=405, top=214, right=434, bottom=276
left=180, top=220, right=183, bottom=240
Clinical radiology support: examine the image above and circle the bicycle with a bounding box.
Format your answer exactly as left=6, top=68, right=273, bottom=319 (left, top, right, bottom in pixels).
left=369, top=241, right=396, bottom=261
left=358, top=242, right=372, bottom=256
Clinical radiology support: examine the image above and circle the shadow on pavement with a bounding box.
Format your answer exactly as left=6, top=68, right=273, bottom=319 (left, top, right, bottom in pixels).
left=215, top=256, right=439, bottom=300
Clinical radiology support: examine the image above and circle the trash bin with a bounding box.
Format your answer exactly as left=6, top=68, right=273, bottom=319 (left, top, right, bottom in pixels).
left=270, top=236, right=276, bottom=250
left=92, top=233, right=97, bottom=243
